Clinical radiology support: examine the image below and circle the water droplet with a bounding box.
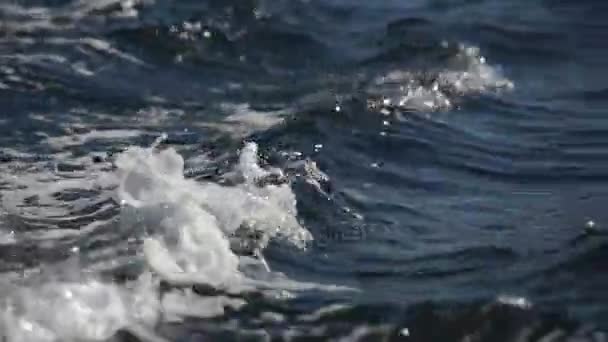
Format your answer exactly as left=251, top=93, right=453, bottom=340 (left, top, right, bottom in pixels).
left=497, top=295, right=532, bottom=309
left=21, top=320, right=34, bottom=332
left=585, top=220, right=597, bottom=231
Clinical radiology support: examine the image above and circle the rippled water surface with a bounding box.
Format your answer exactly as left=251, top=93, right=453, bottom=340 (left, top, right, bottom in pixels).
left=1, top=0, right=608, bottom=341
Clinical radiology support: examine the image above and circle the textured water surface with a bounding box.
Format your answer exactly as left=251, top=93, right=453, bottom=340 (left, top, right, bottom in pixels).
left=1, top=0, right=608, bottom=341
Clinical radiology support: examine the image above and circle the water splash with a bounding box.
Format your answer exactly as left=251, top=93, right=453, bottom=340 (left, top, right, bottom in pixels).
left=367, top=43, right=514, bottom=113
left=0, top=139, right=337, bottom=341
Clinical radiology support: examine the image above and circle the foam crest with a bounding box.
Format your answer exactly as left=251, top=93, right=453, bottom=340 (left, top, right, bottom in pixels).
left=440, top=45, right=514, bottom=93
left=368, top=43, right=514, bottom=113
left=115, top=142, right=313, bottom=289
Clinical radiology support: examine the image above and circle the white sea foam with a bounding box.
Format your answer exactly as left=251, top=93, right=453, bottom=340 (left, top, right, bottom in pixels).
left=115, top=141, right=314, bottom=288
left=0, top=139, right=341, bottom=341
left=2, top=281, right=128, bottom=341
left=0, top=270, right=166, bottom=342
left=368, top=43, right=514, bottom=113
left=44, top=129, right=144, bottom=148
left=116, top=142, right=312, bottom=245
left=197, top=103, right=288, bottom=138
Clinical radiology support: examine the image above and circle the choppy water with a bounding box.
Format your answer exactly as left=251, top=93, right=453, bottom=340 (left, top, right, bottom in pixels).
left=1, top=0, right=608, bottom=341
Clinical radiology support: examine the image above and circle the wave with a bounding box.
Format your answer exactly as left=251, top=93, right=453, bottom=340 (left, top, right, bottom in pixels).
left=0, top=137, right=351, bottom=341
left=366, top=43, right=514, bottom=113
left=1, top=0, right=606, bottom=339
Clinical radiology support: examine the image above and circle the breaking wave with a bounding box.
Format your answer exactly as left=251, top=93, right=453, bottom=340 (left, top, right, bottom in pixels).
left=0, top=138, right=348, bottom=341
left=366, top=43, right=514, bottom=113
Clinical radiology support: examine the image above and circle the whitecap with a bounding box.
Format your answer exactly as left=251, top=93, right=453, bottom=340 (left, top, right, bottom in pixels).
left=0, top=137, right=351, bottom=341
left=367, top=43, right=514, bottom=113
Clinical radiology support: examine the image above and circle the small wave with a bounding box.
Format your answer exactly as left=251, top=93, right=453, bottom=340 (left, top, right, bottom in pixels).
left=367, top=43, right=514, bottom=113
left=0, top=138, right=351, bottom=341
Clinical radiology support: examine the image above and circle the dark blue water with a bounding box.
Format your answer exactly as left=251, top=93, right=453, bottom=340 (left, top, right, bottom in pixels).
left=1, top=0, right=608, bottom=341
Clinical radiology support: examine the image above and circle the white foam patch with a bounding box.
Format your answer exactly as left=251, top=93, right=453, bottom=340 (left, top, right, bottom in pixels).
left=44, top=129, right=144, bottom=148
left=197, top=103, right=288, bottom=138
left=497, top=295, right=532, bottom=309
left=368, top=43, right=514, bottom=113
left=2, top=281, right=128, bottom=341
left=115, top=141, right=313, bottom=288
left=0, top=271, right=164, bottom=342
left=0, top=138, right=349, bottom=341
